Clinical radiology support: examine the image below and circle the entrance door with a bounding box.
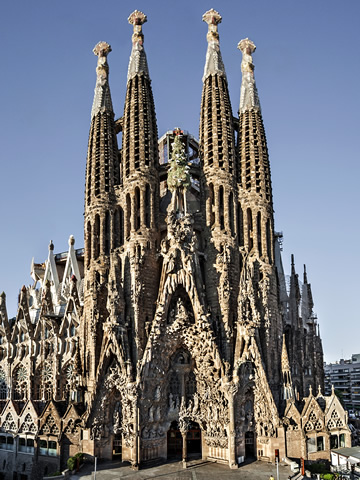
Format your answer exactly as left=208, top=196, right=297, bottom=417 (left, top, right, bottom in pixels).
left=245, top=431, right=255, bottom=458
left=167, top=421, right=182, bottom=458
left=112, top=434, right=122, bottom=460
left=187, top=422, right=201, bottom=458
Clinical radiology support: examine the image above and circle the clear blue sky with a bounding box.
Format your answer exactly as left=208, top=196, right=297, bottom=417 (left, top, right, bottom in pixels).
left=0, top=0, right=359, bottom=363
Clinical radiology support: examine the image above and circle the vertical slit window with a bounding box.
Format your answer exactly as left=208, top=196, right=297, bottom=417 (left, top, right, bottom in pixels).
left=219, top=186, right=224, bottom=230
left=266, top=219, right=272, bottom=264
left=94, top=215, right=100, bottom=259
left=257, top=212, right=262, bottom=257
left=247, top=208, right=253, bottom=251
left=135, top=187, right=141, bottom=231
left=126, top=194, right=131, bottom=238
left=145, top=184, right=151, bottom=228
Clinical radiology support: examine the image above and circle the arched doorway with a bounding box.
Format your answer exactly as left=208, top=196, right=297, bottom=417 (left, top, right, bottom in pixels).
left=167, top=421, right=182, bottom=458
left=187, top=421, right=201, bottom=458
left=245, top=431, right=255, bottom=458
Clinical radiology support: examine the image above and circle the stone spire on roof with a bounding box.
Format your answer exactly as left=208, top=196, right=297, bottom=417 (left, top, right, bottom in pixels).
left=91, top=41, right=114, bottom=119
left=202, top=9, right=226, bottom=81
left=238, top=38, right=261, bottom=113
left=127, top=10, right=150, bottom=82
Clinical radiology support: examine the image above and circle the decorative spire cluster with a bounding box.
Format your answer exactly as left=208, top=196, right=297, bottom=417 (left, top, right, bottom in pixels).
left=202, top=9, right=226, bottom=81
left=238, top=38, right=261, bottom=113
left=127, top=10, right=150, bottom=81
left=91, top=41, right=114, bottom=119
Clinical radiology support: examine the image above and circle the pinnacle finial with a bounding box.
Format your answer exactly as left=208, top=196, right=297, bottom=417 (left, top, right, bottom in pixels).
left=49, top=240, right=54, bottom=251
left=128, top=10, right=147, bottom=44
left=93, top=42, right=111, bottom=81
left=127, top=10, right=150, bottom=82
left=304, top=264, right=308, bottom=283
left=202, top=9, right=226, bottom=81
left=238, top=38, right=261, bottom=113
left=203, top=9, right=222, bottom=44
left=238, top=39, right=256, bottom=74
left=91, top=41, right=114, bottom=119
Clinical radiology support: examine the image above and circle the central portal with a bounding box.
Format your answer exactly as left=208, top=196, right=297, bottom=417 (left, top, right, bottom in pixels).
left=167, top=421, right=202, bottom=460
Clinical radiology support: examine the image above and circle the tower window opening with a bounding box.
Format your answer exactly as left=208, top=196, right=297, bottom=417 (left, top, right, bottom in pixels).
left=126, top=194, right=131, bottom=238
left=219, top=186, right=224, bottom=230
left=145, top=184, right=151, bottom=228
left=257, top=212, right=262, bottom=257
left=135, top=187, right=141, bottom=231
left=237, top=204, right=244, bottom=247
left=104, top=210, right=110, bottom=255
left=247, top=208, right=253, bottom=251
left=94, top=215, right=100, bottom=259
left=86, top=222, right=91, bottom=268
left=266, top=219, right=272, bottom=264
left=229, top=192, right=234, bottom=236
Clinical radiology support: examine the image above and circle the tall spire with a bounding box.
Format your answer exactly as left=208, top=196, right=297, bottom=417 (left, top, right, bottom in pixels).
left=202, top=9, right=226, bottom=81
left=122, top=10, right=158, bottom=178
left=127, top=10, right=150, bottom=82
left=199, top=9, right=236, bottom=176
left=238, top=39, right=261, bottom=113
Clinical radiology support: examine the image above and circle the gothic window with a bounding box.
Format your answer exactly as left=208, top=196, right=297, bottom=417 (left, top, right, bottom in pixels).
left=2, top=413, right=16, bottom=432
left=186, top=371, right=196, bottom=399
left=327, top=419, right=335, bottom=430
left=86, top=221, right=91, bottom=268
left=0, top=369, right=7, bottom=400
left=19, top=414, right=37, bottom=434
left=40, top=414, right=60, bottom=436
left=304, top=421, right=313, bottom=432
left=13, top=364, right=28, bottom=401
left=309, top=411, right=317, bottom=422
left=314, top=420, right=322, bottom=431
left=266, top=219, right=272, bottom=263
left=169, top=373, right=180, bottom=396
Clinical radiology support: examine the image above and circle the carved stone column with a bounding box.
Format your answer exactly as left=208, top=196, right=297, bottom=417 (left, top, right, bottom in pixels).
left=227, top=382, right=238, bottom=469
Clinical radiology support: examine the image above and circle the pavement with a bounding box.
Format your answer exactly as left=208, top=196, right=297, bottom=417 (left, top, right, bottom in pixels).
left=70, top=458, right=294, bottom=480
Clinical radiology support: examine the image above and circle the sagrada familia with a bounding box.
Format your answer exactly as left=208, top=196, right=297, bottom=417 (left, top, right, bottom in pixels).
left=0, top=9, right=350, bottom=479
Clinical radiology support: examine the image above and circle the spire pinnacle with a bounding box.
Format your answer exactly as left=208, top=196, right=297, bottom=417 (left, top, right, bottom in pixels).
left=303, top=264, right=308, bottom=284
left=91, top=41, right=114, bottom=119
left=238, top=38, right=261, bottom=113
left=127, top=10, right=150, bottom=82
left=202, top=9, right=226, bottom=81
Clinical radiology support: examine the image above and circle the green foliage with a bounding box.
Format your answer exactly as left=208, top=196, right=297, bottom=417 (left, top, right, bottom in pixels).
left=67, top=456, right=76, bottom=471
left=47, top=472, right=61, bottom=477
left=67, top=452, right=84, bottom=471
left=167, top=134, right=190, bottom=192
left=321, top=474, right=334, bottom=480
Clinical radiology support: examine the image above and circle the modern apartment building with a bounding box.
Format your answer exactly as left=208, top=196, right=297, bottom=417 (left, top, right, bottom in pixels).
left=325, top=354, right=360, bottom=412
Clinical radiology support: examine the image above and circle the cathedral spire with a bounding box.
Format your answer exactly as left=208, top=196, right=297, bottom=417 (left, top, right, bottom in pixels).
left=237, top=38, right=273, bottom=263
left=238, top=38, right=261, bottom=113
left=127, top=10, right=150, bottom=82
left=199, top=9, right=236, bottom=178
left=122, top=10, right=158, bottom=178
left=202, top=9, right=226, bottom=81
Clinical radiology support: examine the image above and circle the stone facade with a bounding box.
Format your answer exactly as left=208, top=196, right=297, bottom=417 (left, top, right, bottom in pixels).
left=0, top=9, right=351, bottom=479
